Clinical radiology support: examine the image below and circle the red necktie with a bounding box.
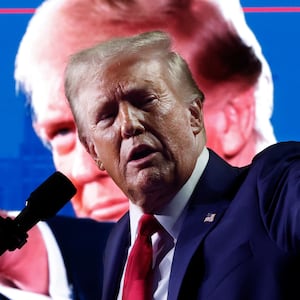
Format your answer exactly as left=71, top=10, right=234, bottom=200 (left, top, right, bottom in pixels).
left=122, top=214, right=162, bottom=300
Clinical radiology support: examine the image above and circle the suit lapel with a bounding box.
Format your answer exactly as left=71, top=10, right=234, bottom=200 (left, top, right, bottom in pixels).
left=168, top=197, right=228, bottom=299
left=102, top=214, right=130, bottom=300
left=168, top=149, right=244, bottom=299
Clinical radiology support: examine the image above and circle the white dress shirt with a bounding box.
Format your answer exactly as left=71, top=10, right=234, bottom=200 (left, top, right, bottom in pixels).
left=118, top=147, right=209, bottom=300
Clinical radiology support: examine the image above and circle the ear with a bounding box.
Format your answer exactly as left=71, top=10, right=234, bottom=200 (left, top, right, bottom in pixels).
left=189, top=97, right=204, bottom=135
left=221, top=88, right=255, bottom=156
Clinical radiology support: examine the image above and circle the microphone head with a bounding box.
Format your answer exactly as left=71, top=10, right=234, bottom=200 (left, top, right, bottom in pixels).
left=26, top=171, right=77, bottom=220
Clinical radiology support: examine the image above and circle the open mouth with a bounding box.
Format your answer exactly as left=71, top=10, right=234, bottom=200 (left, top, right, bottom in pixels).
left=128, top=145, right=156, bottom=162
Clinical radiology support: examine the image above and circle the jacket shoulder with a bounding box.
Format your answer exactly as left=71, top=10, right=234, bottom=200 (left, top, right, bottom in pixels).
left=252, top=141, right=300, bottom=166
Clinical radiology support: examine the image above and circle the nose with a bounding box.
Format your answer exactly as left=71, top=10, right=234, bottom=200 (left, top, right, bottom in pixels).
left=119, top=102, right=145, bottom=138
left=71, top=139, right=106, bottom=183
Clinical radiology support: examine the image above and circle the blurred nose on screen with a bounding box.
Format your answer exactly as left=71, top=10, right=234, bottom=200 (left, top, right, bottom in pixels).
left=72, top=141, right=107, bottom=182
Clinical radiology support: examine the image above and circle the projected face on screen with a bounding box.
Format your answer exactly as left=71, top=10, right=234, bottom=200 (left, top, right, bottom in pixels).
left=15, top=0, right=276, bottom=221
left=32, top=84, right=129, bottom=221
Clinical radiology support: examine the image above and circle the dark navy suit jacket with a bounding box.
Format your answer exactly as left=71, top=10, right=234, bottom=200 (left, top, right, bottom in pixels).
left=102, top=142, right=300, bottom=300
left=47, top=216, right=114, bottom=300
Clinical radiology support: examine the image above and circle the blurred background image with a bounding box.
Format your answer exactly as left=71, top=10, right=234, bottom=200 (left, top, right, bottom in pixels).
left=0, top=0, right=299, bottom=216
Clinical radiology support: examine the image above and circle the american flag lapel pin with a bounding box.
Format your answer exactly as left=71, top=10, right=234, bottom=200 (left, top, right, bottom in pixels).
left=204, top=213, right=216, bottom=223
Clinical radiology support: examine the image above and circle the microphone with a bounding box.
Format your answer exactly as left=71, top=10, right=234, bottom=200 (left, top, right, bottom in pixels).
left=0, top=171, right=76, bottom=255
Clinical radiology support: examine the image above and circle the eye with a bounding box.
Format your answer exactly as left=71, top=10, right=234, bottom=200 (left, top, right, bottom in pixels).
left=142, top=95, right=157, bottom=105
left=96, top=102, right=118, bottom=125
left=99, top=111, right=115, bottom=121
left=51, top=127, right=72, bottom=137
left=128, top=90, right=158, bottom=109
left=44, top=122, right=76, bottom=154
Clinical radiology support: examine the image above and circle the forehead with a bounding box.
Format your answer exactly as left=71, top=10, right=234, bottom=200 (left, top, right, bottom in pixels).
left=95, top=57, right=165, bottom=93
left=76, top=58, right=169, bottom=116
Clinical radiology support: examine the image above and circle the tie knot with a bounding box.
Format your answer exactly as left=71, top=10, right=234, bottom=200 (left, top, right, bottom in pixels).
left=138, top=214, right=162, bottom=237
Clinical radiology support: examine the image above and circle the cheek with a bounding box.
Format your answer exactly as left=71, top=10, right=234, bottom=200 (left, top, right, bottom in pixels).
left=93, top=137, right=119, bottom=172
left=52, top=150, right=74, bottom=177
left=52, top=151, right=85, bottom=214
left=90, top=125, right=115, bottom=158
left=159, top=114, right=194, bottom=165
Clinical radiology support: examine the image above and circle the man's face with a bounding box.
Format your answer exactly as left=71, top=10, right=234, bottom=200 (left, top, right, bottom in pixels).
left=32, top=77, right=128, bottom=221
left=76, top=58, right=204, bottom=213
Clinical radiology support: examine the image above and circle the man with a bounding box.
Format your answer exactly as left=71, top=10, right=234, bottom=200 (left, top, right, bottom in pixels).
left=64, top=30, right=300, bottom=300
left=0, top=0, right=276, bottom=298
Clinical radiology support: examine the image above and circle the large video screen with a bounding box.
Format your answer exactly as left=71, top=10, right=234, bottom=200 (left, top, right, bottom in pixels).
left=0, top=0, right=299, bottom=216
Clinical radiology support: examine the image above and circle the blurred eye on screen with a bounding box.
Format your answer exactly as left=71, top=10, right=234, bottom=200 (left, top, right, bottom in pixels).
left=45, top=123, right=76, bottom=155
